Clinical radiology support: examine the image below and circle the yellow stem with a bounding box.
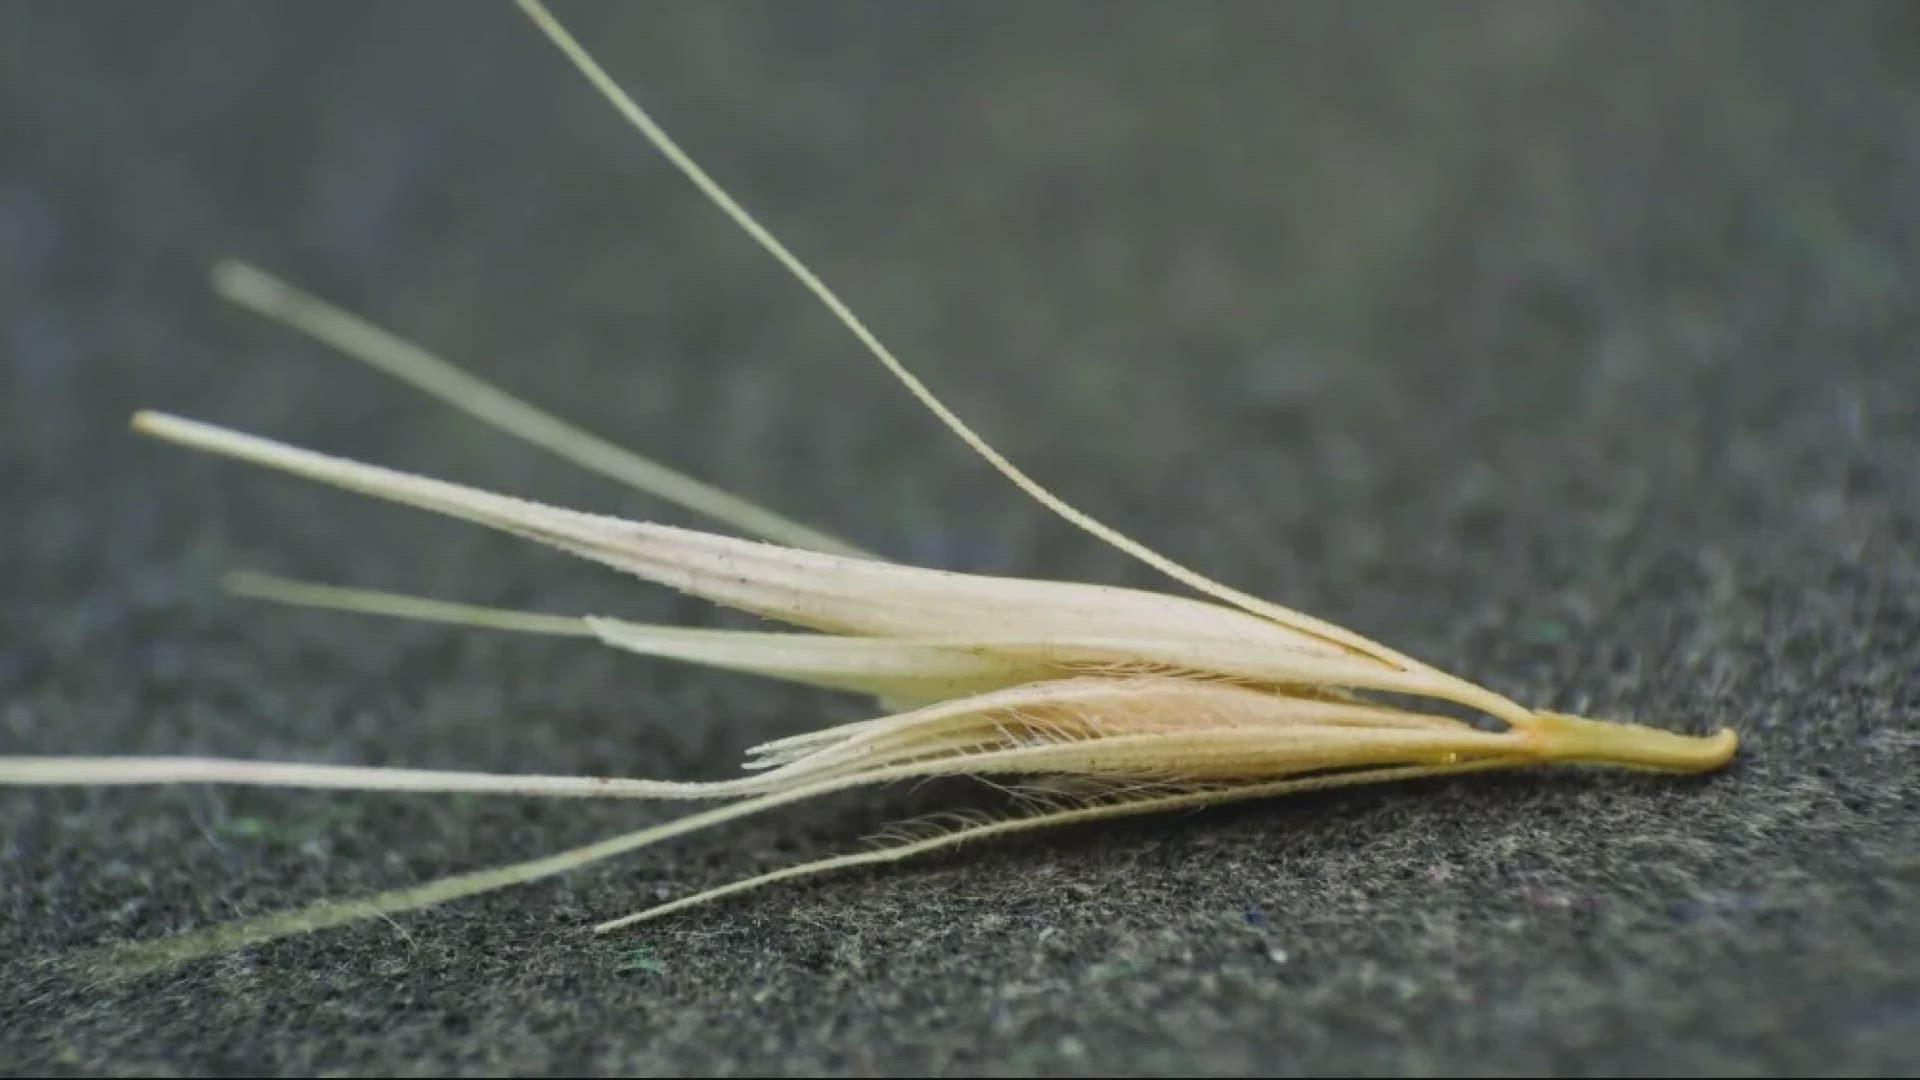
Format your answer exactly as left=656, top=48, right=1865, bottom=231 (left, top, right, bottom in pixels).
left=1528, top=711, right=1737, bottom=772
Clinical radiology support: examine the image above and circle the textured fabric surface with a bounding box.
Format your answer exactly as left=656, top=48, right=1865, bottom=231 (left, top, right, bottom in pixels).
left=4, top=2, right=1917, bottom=1075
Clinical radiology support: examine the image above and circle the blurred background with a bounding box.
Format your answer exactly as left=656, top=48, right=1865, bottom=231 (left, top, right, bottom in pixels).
left=3, top=2, right=1917, bottom=1074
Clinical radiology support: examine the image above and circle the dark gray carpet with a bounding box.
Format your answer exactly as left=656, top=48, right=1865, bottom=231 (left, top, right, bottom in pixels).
left=4, top=2, right=1917, bottom=1075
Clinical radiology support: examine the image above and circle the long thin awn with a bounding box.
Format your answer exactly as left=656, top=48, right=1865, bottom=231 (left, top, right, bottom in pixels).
left=3, top=1, right=1737, bottom=975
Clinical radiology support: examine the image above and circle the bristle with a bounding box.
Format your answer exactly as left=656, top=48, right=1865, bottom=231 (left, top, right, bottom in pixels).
left=592, top=757, right=1515, bottom=931
left=506, top=0, right=1500, bottom=692
left=212, top=259, right=866, bottom=556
